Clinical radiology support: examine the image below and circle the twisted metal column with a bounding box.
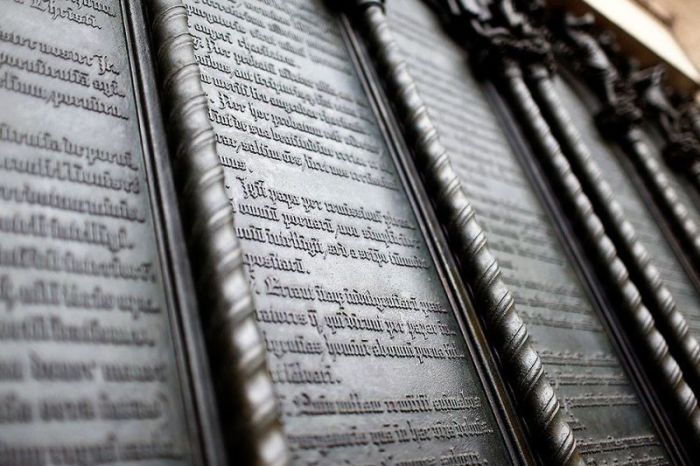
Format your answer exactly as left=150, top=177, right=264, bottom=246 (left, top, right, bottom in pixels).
left=348, top=3, right=582, bottom=464
left=502, top=62, right=700, bottom=446
left=620, top=129, right=700, bottom=275
left=527, top=69, right=700, bottom=396
left=145, top=1, right=289, bottom=464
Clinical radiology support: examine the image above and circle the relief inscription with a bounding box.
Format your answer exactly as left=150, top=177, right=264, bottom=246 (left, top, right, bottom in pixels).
left=387, top=1, right=671, bottom=464
left=553, top=75, right=700, bottom=342
left=185, top=0, right=513, bottom=464
left=0, top=0, right=196, bottom=464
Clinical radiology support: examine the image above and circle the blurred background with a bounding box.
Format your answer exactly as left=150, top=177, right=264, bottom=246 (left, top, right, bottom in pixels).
left=548, top=0, right=700, bottom=98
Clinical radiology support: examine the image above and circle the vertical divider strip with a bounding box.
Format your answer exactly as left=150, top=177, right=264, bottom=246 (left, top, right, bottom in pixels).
left=142, top=1, right=289, bottom=464
left=619, top=129, right=700, bottom=278
left=344, top=3, right=582, bottom=464
left=500, top=60, right=700, bottom=454
left=526, top=67, right=700, bottom=398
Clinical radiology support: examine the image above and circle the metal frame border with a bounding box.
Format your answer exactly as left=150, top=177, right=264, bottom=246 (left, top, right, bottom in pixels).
left=344, top=2, right=583, bottom=464
left=141, top=1, right=289, bottom=464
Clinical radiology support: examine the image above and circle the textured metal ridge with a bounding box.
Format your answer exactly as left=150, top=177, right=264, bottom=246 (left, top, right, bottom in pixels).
left=546, top=9, right=700, bottom=406
left=549, top=12, right=700, bottom=284
left=144, top=1, right=289, bottom=464
left=621, top=129, right=700, bottom=277
left=527, top=70, right=700, bottom=396
left=349, top=3, right=582, bottom=465
left=502, top=62, right=700, bottom=442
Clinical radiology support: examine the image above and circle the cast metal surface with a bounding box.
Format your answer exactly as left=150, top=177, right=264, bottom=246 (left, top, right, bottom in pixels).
left=348, top=1, right=582, bottom=464
left=0, top=0, right=208, bottom=463
left=5, top=0, right=700, bottom=464
left=145, top=0, right=289, bottom=464
left=497, top=7, right=700, bottom=456
left=173, top=0, right=521, bottom=463
left=384, top=0, right=698, bottom=464
left=514, top=8, right=700, bottom=456
left=553, top=13, right=700, bottom=292
left=526, top=15, right=700, bottom=400
left=503, top=59, right=700, bottom=458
